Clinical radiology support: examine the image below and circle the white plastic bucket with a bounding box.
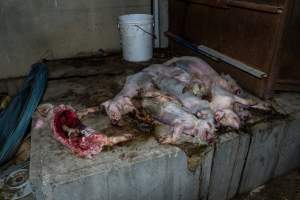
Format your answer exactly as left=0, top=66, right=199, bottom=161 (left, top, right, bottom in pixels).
left=118, top=14, right=154, bottom=62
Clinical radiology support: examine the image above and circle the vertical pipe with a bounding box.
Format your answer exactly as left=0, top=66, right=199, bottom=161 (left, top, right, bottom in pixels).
left=153, top=0, right=160, bottom=48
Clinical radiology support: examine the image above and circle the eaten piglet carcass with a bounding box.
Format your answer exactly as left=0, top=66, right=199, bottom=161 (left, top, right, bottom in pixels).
left=142, top=91, right=215, bottom=144
left=101, top=72, right=154, bottom=124
left=164, top=56, right=242, bottom=95
left=38, top=104, right=133, bottom=158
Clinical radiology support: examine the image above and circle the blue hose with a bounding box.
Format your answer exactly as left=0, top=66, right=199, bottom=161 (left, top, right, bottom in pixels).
left=0, top=63, right=48, bottom=165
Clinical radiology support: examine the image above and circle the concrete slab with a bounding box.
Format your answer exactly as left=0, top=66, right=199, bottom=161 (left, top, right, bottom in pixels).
left=208, top=133, right=250, bottom=200
left=199, top=147, right=214, bottom=200
left=30, top=113, right=201, bottom=200
left=239, top=120, right=286, bottom=193
left=274, top=116, right=300, bottom=176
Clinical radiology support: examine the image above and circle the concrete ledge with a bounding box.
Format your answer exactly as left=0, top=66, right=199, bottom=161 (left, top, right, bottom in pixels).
left=30, top=93, right=300, bottom=200
left=30, top=115, right=200, bottom=200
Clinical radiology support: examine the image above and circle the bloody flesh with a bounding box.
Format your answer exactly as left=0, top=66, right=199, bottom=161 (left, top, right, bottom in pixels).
left=52, top=105, right=108, bottom=158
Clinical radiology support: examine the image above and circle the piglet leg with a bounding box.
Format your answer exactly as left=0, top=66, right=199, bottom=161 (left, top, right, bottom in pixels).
left=159, top=123, right=183, bottom=144
left=106, top=134, right=134, bottom=146
left=234, top=95, right=271, bottom=111
left=77, top=106, right=100, bottom=119
left=234, top=95, right=256, bottom=106
left=102, top=72, right=153, bottom=123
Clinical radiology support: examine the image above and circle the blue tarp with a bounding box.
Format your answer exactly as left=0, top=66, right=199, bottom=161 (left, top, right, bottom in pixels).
left=0, top=63, right=48, bottom=165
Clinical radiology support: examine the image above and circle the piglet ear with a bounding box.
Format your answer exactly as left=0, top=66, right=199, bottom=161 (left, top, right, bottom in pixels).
left=215, top=110, right=225, bottom=122
left=196, top=111, right=207, bottom=119
left=37, top=103, right=54, bottom=117
left=101, top=100, right=111, bottom=109
left=123, top=97, right=134, bottom=106
left=196, top=112, right=203, bottom=118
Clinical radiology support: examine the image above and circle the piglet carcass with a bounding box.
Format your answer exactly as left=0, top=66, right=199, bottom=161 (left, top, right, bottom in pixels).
left=142, top=91, right=215, bottom=144
left=209, top=85, right=270, bottom=128
left=165, top=56, right=242, bottom=95
left=37, top=104, right=133, bottom=158
left=101, top=72, right=153, bottom=124
left=154, top=75, right=214, bottom=122
left=142, top=64, right=192, bottom=84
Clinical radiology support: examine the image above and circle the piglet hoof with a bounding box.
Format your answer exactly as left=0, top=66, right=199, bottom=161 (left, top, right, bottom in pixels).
left=196, top=111, right=208, bottom=119
left=109, top=133, right=134, bottom=145
left=111, top=119, right=123, bottom=126
left=158, top=136, right=176, bottom=144
left=262, top=102, right=272, bottom=111
left=123, top=133, right=135, bottom=140
left=78, top=107, right=99, bottom=119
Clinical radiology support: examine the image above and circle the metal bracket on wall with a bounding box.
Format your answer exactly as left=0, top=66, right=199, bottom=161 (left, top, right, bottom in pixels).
left=179, top=0, right=283, bottom=13
left=198, top=45, right=268, bottom=78
left=165, top=32, right=267, bottom=79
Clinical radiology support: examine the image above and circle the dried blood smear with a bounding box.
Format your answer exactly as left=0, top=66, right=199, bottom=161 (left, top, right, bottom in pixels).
left=51, top=105, right=108, bottom=158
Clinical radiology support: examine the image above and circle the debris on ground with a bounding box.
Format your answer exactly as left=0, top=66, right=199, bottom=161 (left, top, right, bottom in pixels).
left=0, top=161, right=32, bottom=200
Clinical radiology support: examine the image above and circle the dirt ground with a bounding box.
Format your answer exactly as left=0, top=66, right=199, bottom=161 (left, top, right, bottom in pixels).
left=233, top=170, right=300, bottom=200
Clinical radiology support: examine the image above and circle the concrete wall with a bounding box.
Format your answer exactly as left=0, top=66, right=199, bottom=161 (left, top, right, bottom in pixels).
left=0, top=0, right=151, bottom=79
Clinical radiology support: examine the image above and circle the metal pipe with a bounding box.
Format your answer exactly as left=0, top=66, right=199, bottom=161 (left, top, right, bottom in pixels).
left=165, top=32, right=220, bottom=61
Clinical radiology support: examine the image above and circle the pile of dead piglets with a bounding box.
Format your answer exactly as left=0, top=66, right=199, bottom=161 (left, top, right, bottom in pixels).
left=102, top=56, right=270, bottom=145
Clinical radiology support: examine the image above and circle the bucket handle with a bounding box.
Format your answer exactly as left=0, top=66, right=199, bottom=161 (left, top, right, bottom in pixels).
left=134, top=25, right=157, bottom=39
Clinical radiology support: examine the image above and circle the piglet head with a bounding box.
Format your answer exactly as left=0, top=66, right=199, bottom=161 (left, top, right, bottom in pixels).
left=220, top=74, right=242, bottom=95
left=101, top=97, right=135, bottom=125
left=196, top=108, right=213, bottom=120
left=196, top=120, right=215, bottom=144
left=171, top=68, right=191, bottom=83
left=215, top=109, right=240, bottom=129
left=101, top=100, right=122, bottom=124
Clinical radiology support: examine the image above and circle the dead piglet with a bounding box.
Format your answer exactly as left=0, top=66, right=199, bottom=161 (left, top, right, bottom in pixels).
left=165, top=56, right=242, bottom=95
left=101, top=72, right=153, bottom=124
left=154, top=76, right=214, bottom=122
left=102, top=96, right=135, bottom=124
left=233, top=103, right=252, bottom=121
left=220, top=74, right=243, bottom=96
left=215, top=109, right=241, bottom=129
left=164, top=56, right=219, bottom=78
left=210, top=85, right=256, bottom=129
left=143, top=64, right=191, bottom=83
left=180, top=94, right=215, bottom=125
left=142, top=92, right=215, bottom=144
left=210, top=85, right=255, bottom=111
